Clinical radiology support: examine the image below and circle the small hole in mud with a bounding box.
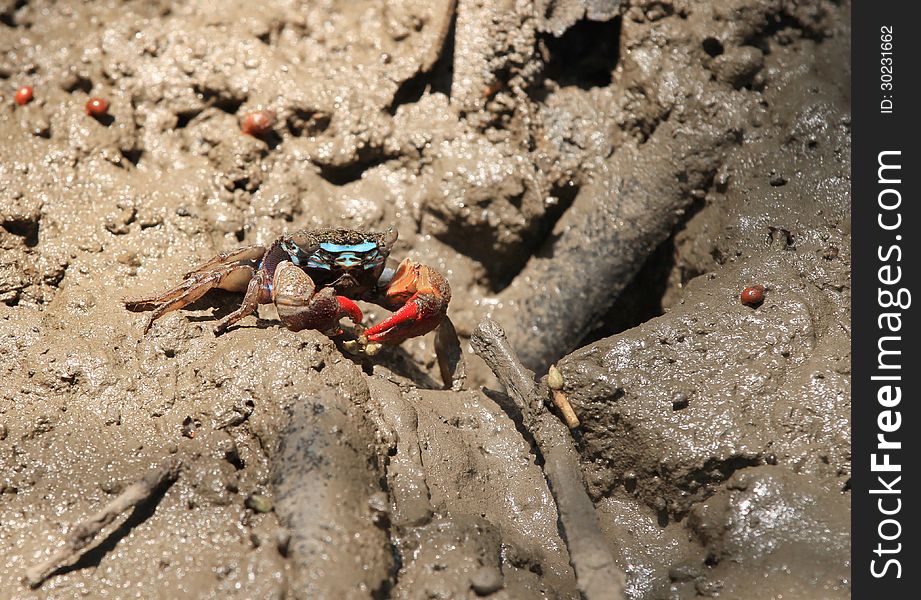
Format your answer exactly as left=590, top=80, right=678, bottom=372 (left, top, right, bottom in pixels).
left=225, top=449, right=245, bottom=470
left=3, top=220, right=39, bottom=247
left=121, top=148, right=143, bottom=166
left=175, top=110, right=201, bottom=129
left=286, top=109, right=331, bottom=137
left=702, top=37, right=724, bottom=57
left=704, top=554, right=719, bottom=567
left=316, top=156, right=391, bottom=186
left=92, top=113, right=115, bottom=127
left=195, top=86, right=246, bottom=116
left=63, top=75, right=93, bottom=94
left=543, top=18, right=621, bottom=89
left=213, top=96, right=245, bottom=115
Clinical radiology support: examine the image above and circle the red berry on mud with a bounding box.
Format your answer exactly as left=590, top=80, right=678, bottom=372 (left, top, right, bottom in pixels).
left=241, top=110, right=276, bottom=136
left=740, top=285, right=765, bottom=307
left=14, top=86, right=33, bottom=106
left=85, top=97, right=109, bottom=117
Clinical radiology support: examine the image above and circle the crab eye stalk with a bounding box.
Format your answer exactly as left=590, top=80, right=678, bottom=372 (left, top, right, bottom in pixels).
left=281, top=240, right=298, bottom=261
left=381, top=227, right=398, bottom=253
left=280, top=238, right=314, bottom=267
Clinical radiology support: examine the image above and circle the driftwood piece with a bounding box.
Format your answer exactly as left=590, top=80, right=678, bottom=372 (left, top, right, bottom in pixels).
left=273, top=386, right=393, bottom=598
left=23, top=458, right=182, bottom=588
left=471, top=319, right=624, bottom=600
left=494, top=93, right=749, bottom=373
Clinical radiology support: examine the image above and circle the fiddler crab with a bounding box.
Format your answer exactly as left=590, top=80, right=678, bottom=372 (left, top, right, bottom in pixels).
left=123, top=228, right=462, bottom=381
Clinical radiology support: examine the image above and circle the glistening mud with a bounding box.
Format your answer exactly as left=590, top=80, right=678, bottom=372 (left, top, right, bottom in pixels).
left=1, top=1, right=850, bottom=598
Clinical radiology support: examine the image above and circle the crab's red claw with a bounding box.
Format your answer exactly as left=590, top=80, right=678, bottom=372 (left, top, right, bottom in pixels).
left=364, top=259, right=451, bottom=345
left=336, top=296, right=364, bottom=325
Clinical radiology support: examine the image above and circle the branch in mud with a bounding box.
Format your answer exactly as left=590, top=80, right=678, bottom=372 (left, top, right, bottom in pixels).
left=273, top=387, right=393, bottom=597
left=494, top=99, right=747, bottom=373
left=23, top=458, right=182, bottom=589
left=471, top=318, right=625, bottom=600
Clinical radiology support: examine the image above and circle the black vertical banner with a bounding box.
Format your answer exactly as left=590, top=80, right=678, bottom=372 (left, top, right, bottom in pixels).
left=852, top=2, right=920, bottom=597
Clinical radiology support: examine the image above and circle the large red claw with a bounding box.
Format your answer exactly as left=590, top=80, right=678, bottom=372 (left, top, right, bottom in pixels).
left=364, top=301, right=419, bottom=341
left=364, top=300, right=444, bottom=344
left=363, top=259, right=450, bottom=345
left=337, top=296, right=364, bottom=325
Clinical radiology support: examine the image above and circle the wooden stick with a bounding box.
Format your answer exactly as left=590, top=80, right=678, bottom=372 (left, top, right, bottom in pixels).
left=549, top=365, right=581, bottom=429
left=471, top=319, right=624, bottom=600
left=23, top=458, right=182, bottom=588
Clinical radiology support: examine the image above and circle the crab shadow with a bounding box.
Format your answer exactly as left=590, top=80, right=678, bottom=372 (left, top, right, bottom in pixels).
left=335, top=340, right=443, bottom=390
left=182, top=291, right=443, bottom=389
left=182, top=290, right=249, bottom=322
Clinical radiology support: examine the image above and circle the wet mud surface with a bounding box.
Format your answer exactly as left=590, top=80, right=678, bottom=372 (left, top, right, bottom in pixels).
left=1, top=1, right=849, bottom=598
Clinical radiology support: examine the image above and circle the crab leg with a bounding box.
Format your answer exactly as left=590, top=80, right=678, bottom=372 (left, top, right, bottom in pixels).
left=363, top=258, right=450, bottom=345
left=123, top=263, right=256, bottom=333
left=271, top=261, right=364, bottom=334
left=182, top=244, right=266, bottom=278
left=212, top=270, right=271, bottom=335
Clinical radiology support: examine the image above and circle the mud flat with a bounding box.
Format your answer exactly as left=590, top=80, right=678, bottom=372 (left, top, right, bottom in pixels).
left=1, top=1, right=849, bottom=598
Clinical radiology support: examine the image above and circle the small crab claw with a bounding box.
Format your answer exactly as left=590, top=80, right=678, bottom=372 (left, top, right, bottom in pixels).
left=363, top=259, right=451, bottom=345
left=273, top=261, right=363, bottom=334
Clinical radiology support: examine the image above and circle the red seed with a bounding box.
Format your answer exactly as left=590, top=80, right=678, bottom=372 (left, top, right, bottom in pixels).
left=740, top=285, right=765, bottom=307
left=85, top=97, right=109, bottom=117
left=241, top=110, right=276, bottom=136
left=14, top=86, right=33, bottom=106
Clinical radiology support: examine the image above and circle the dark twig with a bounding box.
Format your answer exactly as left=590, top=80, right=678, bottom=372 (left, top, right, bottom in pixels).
left=23, top=458, right=182, bottom=588
left=471, top=319, right=624, bottom=600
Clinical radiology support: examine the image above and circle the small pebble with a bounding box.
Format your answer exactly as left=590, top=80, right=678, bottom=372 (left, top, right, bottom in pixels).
left=671, top=392, right=689, bottom=411
left=85, top=97, right=109, bottom=117
left=14, top=86, right=34, bottom=106
left=548, top=365, right=564, bottom=390
left=181, top=416, right=197, bottom=439
left=241, top=110, right=276, bottom=136
left=245, top=494, right=274, bottom=513
left=669, top=562, right=702, bottom=582
left=470, top=566, right=503, bottom=596
left=768, top=171, right=787, bottom=186
left=740, top=284, right=765, bottom=307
